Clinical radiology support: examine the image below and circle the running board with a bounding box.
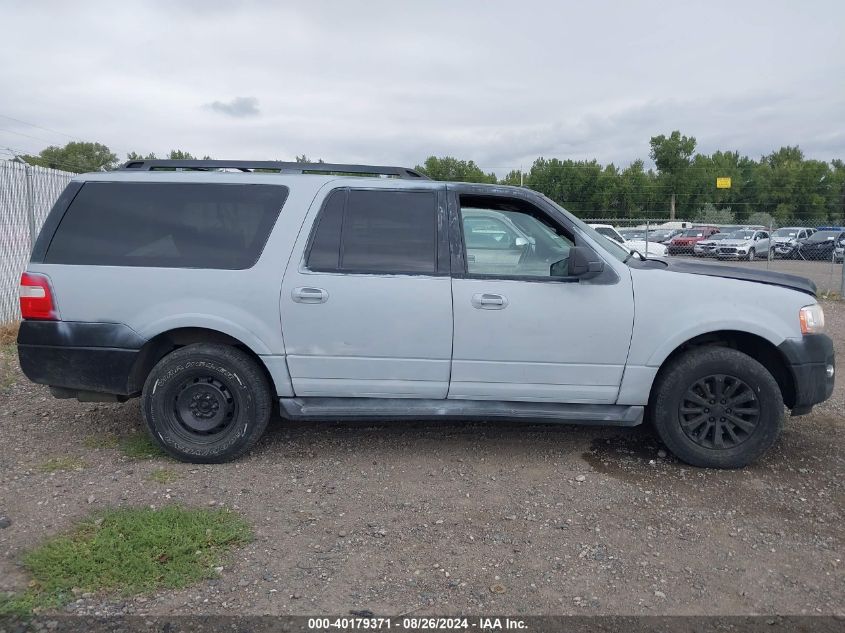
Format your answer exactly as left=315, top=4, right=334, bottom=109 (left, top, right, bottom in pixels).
left=279, top=398, right=644, bottom=426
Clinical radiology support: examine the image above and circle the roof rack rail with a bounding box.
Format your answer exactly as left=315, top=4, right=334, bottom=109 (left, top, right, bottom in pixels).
left=119, top=160, right=430, bottom=180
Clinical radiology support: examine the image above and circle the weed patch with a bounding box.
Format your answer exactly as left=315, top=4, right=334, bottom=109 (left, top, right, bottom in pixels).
left=38, top=457, right=86, bottom=473
left=0, top=506, right=251, bottom=615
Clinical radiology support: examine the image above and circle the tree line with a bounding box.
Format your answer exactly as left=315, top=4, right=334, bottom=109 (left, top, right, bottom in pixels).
left=17, top=131, right=845, bottom=226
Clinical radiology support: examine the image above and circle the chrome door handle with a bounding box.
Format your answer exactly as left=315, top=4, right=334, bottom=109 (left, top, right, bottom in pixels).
left=292, top=287, right=329, bottom=304
left=471, top=293, right=508, bottom=310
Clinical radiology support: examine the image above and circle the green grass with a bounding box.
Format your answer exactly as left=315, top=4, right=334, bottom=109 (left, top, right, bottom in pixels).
left=0, top=506, right=251, bottom=615
left=83, top=434, right=120, bottom=450
left=119, top=433, right=166, bottom=460
left=148, top=468, right=179, bottom=484
left=38, top=457, right=86, bottom=473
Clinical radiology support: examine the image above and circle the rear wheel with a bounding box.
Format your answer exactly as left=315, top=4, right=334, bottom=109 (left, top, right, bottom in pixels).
left=650, top=346, right=783, bottom=468
left=141, top=343, right=272, bottom=463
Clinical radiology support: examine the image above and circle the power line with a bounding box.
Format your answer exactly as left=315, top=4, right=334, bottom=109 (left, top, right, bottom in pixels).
left=0, top=127, right=67, bottom=147
left=0, top=113, right=83, bottom=142
left=0, top=112, right=133, bottom=159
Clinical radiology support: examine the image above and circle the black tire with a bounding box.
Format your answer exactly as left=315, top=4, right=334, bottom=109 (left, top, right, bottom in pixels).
left=650, top=346, right=784, bottom=469
left=141, top=343, right=272, bottom=463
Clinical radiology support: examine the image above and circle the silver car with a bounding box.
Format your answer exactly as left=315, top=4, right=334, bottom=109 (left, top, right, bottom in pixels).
left=771, top=227, right=814, bottom=259
left=693, top=232, right=732, bottom=257
left=715, top=230, right=771, bottom=260
left=15, top=159, right=834, bottom=469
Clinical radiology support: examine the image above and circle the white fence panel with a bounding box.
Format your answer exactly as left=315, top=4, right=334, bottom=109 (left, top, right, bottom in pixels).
left=0, top=160, right=74, bottom=322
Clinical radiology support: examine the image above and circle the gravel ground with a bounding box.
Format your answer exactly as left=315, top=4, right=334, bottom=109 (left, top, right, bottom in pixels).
left=0, top=303, right=842, bottom=617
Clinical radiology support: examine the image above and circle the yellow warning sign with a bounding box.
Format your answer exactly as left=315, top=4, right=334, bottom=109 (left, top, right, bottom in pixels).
left=716, top=177, right=732, bottom=189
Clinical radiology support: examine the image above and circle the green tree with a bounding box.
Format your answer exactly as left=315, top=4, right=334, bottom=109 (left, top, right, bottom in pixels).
left=694, top=202, right=735, bottom=225
left=747, top=211, right=777, bottom=229
left=499, top=169, right=526, bottom=186
left=22, top=141, right=118, bottom=173
left=415, top=156, right=496, bottom=183
left=126, top=151, right=157, bottom=161
left=294, top=155, right=325, bottom=163
left=649, top=131, right=696, bottom=218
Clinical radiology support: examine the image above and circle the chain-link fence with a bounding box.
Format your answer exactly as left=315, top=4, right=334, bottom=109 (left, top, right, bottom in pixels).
left=585, top=218, right=845, bottom=297
left=0, top=160, right=74, bottom=322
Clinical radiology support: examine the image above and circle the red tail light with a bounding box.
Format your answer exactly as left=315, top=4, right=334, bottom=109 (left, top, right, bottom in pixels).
left=19, top=272, right=58, bottom=320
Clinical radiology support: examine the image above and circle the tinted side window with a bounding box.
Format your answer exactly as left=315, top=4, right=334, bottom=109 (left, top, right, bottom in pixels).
left=45, top=182, right=287, bottom=269
left=342, top=190, right=436, bottom=273
left=306, top=189, right=344, bottom=271
left=306, top=189, right=437, bottom=274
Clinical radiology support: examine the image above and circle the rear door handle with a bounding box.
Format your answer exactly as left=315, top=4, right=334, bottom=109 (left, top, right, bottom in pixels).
left=471, top=293, right=508, bottom=310
left=292, top=287, right=329, bottom=304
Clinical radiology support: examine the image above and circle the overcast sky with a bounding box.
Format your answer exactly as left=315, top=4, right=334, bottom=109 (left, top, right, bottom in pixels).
left=1, top=0, right=843, bottom=175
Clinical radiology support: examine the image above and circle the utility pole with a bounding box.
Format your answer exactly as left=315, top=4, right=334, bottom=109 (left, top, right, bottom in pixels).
left=670, top=192, right=676, bottom=220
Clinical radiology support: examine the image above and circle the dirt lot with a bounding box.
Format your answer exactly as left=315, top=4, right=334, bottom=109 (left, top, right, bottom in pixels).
left=0, top=303, right=842, bottom=617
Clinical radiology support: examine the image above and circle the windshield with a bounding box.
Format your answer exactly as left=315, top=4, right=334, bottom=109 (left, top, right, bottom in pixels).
left=553, top=211, right=628, bottom=262
left=681, top=229, right=707, bottom=237
left=707, top=233, right=731, bottom=241
left=728, top=230, right=755, bottom=240
left=773, top=228, right=799, bottom=237
left=594, top=226, right=625, bottom=243
left=808, top=231, right=840, bottom=242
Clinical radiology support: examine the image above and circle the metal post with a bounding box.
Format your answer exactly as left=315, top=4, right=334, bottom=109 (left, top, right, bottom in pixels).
left=645, top=219, right=649, bottom=255
left=24, top=163, right=36, bottom=250
left=840, top=245, right=845, bottom=298
left=767, top=222, right=773, bottom=270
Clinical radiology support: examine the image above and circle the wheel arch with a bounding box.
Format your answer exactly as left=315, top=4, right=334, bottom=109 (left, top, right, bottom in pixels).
left=127, top=326, right=276, bottom=397
left=648, top=329, right=796, bottom=409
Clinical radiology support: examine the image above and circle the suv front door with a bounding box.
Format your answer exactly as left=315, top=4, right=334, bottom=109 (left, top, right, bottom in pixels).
left=447, top=188, right=635, bottom=403
left=280, top=185, right=453, bottom=398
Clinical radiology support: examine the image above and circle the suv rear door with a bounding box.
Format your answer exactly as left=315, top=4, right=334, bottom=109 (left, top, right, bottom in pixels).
left=447, top=187, right=635, bottom=403
left=280, top=184, right=453, bottom=398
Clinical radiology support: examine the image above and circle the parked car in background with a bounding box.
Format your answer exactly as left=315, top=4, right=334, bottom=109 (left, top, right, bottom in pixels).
left=716, top=225, right=754, bottom=235
left=693, top=232, right=733, bottom=257
left=619, top=228, right=646, bottom=241
left=666, top=226, right=720, bottom=255
left=715, top=230, right=771, bottom=261
left=794, top=229, right=845, bottom=262
left=588, top=224, right=668, bottom=257
left=771, top=227, right=814, bottom=259
left=647, top=228, right=683, bottom=244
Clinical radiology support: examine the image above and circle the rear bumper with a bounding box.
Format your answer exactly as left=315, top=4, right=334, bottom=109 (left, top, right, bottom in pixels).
left=778, top=334, right=835, bottom=415
left=17, top=321, right=145, bottom=396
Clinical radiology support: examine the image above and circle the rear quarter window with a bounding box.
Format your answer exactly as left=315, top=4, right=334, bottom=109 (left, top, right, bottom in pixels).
left=44, top=182, right=288, bottom=269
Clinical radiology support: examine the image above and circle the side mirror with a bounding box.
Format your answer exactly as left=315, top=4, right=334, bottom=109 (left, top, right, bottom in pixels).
left=566, top=246, right=605, bottom=278
left=514, top=237, right=529, bottom=248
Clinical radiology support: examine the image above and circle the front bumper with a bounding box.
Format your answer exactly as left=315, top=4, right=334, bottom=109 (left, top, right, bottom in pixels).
left=17, top=321, right=146, bottom=396
left=777, top=334, right=835, bottom=415
left=667, top=245, right=694, bottom=255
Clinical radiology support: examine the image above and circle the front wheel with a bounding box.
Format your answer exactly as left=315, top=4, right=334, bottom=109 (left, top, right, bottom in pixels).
left=746, top=247, right=755, bottom=261
left=141, top=343, right=272, bottom=463
left=649, top=346, right=784, bottom=468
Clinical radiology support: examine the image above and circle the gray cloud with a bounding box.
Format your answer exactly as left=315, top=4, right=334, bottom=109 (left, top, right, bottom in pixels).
left=204, top=97, right=260, bottom=118
left=0, top=1, right=843, bottom=174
